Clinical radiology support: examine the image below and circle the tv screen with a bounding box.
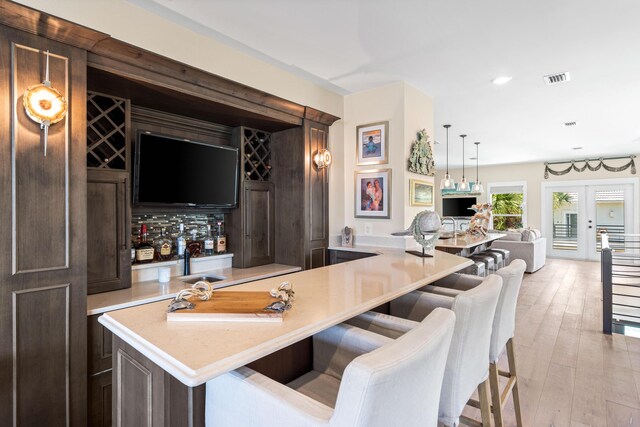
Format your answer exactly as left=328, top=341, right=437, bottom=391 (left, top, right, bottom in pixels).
left=442, top=197, right=476, bottom=217
left=134, top=132, right=239, bottom=208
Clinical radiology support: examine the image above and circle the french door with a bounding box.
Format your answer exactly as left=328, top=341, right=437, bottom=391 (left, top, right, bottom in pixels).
left=542, top=179, right=637, bottom=261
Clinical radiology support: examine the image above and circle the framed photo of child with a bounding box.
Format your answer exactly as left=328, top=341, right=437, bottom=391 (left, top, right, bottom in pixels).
left=355, top=169, right=391, bottom=218
left=356, top=121, right=389, bottom=165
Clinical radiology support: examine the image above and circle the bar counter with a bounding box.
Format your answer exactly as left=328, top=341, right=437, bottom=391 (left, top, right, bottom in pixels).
left=99, top=248, right=471, bottom=425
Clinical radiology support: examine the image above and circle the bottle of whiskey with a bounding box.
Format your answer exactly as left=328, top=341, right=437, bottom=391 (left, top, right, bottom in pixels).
left=176, top=223, right=186, bottom=258
left=154, top=228, right=173, bottom=261
left=135, top=224, right=155, bottom=264
left=203, top=224, right=214, bottom=256
left=214, top=221, right=227, bottom=254
left=188, top=228, right=202, bottom=256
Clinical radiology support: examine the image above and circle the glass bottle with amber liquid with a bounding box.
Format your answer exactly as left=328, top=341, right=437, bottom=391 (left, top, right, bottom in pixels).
left=135, top=224, right=155, bottom=264
left=154, top=227, right=173, bottom=261
left=214, top=221, right=227, bottom=254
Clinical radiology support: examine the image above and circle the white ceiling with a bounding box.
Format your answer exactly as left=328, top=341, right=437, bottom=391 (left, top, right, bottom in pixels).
left=130, top=0, right=640, bottom=168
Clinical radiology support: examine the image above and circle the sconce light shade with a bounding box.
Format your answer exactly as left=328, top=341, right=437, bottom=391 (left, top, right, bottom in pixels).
left=23, top=83, right=67, bottom=125
left=313, top=148, right=332, bottom=169
left=23, top=50, right=68, bottom=157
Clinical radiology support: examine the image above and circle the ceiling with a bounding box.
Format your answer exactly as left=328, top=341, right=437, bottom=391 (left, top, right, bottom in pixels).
left=130, top=0, right=640, bottom=168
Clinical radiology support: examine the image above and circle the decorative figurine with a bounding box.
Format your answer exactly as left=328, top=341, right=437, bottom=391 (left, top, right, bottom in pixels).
left=467, top=203, right=492, bottom=236
left=392, top=210, right=441, bottom=257
left=341, top=226, right=353, bottom=247
left=408, top=129, right=436, bottom=176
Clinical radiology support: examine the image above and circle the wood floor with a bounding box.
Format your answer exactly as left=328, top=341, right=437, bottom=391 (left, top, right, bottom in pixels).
left=462, top=258, right=640, bottom=427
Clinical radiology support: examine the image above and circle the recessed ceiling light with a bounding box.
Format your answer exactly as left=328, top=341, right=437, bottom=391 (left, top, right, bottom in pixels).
left=572, top=147, right=583, bottom=150
left=492, top=76, right=512, bottom=85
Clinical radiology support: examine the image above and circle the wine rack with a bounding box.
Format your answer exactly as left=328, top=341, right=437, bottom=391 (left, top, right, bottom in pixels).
left=242, top=128, right=272, bottom=181
left=86, top=91, right=129, bottom=169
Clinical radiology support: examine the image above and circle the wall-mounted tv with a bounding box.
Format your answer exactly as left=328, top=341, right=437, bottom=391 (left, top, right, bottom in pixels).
left=133, top=131, right=239, bottom=208
left=442, top=197, right=477, bottom=217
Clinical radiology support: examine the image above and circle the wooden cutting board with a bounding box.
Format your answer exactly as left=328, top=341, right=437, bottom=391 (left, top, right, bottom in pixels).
left=166, top=291, right=284, bottom=322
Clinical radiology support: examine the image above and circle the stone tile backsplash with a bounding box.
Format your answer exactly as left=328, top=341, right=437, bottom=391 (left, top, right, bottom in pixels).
left=131, top=212, right=224, bottom=243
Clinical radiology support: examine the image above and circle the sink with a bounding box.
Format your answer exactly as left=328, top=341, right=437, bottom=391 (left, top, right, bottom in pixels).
left=182, top=275, right=225, bottom=285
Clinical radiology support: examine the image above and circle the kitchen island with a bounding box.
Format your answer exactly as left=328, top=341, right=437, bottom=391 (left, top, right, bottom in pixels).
left=100, top=248, right=472, bottom=426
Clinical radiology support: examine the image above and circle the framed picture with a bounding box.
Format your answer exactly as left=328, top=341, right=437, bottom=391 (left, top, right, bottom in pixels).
left=356, top=121, right=389, bottom=165
left=355, top=169, right=391, bottom=218
left=410, top=179, right=434, bottom=207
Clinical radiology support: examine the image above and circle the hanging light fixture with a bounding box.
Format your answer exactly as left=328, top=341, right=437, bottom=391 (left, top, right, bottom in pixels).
left=439, top=124, right=455, bottom=190
left=23, top=50, right=68, bottom=156
left=458, top=134, right=469, bottom=191
left=472, top=142, right=484, bottom=193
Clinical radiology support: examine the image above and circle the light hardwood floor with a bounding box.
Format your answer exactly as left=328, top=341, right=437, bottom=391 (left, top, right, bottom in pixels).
left=462, top=258, right=640, bottom=427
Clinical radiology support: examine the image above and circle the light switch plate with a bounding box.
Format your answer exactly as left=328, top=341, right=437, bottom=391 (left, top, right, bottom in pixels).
left=364, top=223, right=373, bottom=235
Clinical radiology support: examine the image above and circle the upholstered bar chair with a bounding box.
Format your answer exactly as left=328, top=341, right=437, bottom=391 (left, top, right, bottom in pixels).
left=346, top=275, right=502, bottom=427
left=421, top=260, right=527, bottom=427
left=205, top=308, right=456, bottom=427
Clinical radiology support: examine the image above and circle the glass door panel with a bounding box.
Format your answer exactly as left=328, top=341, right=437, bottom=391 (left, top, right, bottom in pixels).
left=551, top=191, right=580, bottom=252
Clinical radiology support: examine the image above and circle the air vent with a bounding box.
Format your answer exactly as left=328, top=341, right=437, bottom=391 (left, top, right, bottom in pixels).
left=564, top=121, right=577, bottom=127
left=543, top=72, right=571, bottom=85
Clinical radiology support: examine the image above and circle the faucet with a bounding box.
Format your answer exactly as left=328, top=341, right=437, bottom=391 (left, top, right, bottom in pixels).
left=441, top=216, right=457, bottom=233
left=183, top=247, right=191, bottom=276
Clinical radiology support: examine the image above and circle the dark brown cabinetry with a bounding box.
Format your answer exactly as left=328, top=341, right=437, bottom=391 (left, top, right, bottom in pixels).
left=272, top=119, right=330, bottom=269
left=328, top=249, right=377, bottom=265
left=0, top=28, right=88, bottom=425
left=229, top=127, right=276, bottom=268
left=87, top=314, right=113, bottom=427
left=86, top=92, right=131, bottom=295
left=87, top=169, right=131, bottom=294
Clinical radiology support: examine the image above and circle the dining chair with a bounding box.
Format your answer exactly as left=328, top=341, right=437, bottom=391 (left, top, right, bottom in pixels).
left=205, top=307, right=456, bottom=427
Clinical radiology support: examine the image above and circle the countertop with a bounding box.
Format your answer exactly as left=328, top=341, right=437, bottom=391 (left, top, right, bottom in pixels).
left=99, top=248, right=472, bottom=387
left=434, top=232, right=506, bottom=250
left=87, top=263, right=301, bottom=315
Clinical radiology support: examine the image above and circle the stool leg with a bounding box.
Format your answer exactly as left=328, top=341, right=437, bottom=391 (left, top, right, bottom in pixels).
left=507, top=339, right=523, bottom=427
left=489, top=363, right=504, bottom=427
left=478, top=378, right=493, bottom=427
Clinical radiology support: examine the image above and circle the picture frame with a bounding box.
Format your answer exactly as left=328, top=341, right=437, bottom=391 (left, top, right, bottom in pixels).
left=410, top=179, right=434, bottom=207
left=355, top=169, right=391, bottom=218
left=356, top=121, right=389, bottom=165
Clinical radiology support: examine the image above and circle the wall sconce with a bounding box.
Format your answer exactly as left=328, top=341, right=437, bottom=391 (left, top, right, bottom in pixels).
left=313, top=148, right=332, bottom=169
left=23, top=50, right=68, bottom=156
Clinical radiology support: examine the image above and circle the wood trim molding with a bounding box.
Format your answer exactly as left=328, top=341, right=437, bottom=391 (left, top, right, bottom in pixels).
left=0, top=1, right=341, bottom=127
left=0, top=0, right=108, bottom=50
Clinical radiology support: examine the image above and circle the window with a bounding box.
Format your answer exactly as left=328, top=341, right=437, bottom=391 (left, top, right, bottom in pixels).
left=488, top=182, right=527, bottom=230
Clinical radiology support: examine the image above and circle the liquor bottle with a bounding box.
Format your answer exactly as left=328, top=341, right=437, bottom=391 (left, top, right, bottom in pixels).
left=214, top=221, right=227, bottom=254
left=154, top=228, right=173, bottom=261
left=188, top=228, right=202, bottom=256
left=203, top=224, right=214, bottom=256
left=176, top=223, right=187, bottom=258
left=135, top=224, right=155, bottom=264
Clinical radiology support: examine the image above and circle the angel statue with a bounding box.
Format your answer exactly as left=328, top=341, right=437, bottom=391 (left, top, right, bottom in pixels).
left=392, top=210, right=441, bottom=257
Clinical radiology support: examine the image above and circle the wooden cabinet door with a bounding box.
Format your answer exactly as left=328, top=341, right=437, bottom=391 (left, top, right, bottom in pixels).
left=0, top=28, right=88, bottom=425
left=87, top=169, right=131, bottom=294
left=243, top=181, right=275, bottom=267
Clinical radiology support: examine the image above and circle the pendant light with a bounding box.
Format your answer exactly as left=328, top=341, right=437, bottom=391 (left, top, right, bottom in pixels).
left=458, top=134, right=469, bottom=191
left=472, top=142, right=484, bottom=193
left=439, top=124, right=455, bottom=189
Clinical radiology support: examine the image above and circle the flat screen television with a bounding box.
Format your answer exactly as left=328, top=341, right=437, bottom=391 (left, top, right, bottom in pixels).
left=442, top=197, right=477, bottom=217
left=133, top=131, right=239, bottom=208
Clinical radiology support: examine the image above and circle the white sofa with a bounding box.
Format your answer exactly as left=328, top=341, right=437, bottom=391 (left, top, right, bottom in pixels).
left=490, top=229, right=546, bottom=273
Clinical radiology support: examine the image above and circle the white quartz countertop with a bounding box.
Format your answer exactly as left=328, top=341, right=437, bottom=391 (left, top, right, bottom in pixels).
left=434, top=232, right=506, bottom=250
left=99, top=249, right=472, bottom=387
left=87, top=263, right=301, bottom=315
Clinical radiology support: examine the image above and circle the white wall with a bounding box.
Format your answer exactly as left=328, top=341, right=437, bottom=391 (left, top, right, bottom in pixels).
left=343, top=82, right=434, bottom=246
left=435, top=157, right=640, bottom=229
